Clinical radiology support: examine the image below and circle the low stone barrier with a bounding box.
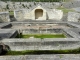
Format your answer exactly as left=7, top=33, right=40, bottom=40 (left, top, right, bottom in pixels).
left=0, top=54, right=80, bottom=60
left=1, top=38, right=80, bottom=51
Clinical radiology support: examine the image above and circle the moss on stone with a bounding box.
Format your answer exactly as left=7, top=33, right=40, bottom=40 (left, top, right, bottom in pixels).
left=57, top=7, right=74, bottom=14
left=16, top=34, right=66, bottom=38
left=6, top=48, right=80, bottom=55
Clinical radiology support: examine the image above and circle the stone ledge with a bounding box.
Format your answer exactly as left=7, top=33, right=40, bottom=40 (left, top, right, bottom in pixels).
left=0, top=54, right=80, bottom=60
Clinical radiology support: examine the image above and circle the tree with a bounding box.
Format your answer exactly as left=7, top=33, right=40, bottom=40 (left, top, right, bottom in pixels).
left=1, top=0, right=65, bottom=2
left=36, top=0, right=40, bottom=2
left=34, top=2, right=36, bottom=5
left=6, top=4, right=9, bottom=9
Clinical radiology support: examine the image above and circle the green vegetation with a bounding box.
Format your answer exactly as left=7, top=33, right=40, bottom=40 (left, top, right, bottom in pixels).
left=6, top=4, right=9, bottom=9
left=16, top=34, right=66, bottom=38
left=6, top=48, right=80, bottom=55
left=57, top=7, right=74, bottom=13
left=9, top=11, right=14, bottom=15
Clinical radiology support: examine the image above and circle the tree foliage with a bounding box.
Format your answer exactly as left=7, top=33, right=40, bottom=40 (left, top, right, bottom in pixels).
left=1, top=0, right=65, bottom=2
left=6, top=4, right=9, bottom=9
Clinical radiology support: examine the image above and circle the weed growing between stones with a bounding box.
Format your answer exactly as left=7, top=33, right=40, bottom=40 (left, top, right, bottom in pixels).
left=5, top=48, right=80, bottom=55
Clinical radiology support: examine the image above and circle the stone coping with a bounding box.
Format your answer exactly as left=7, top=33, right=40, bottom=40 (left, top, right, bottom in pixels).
left=0, top=54, right=80, bottom=60
left=0, top=23, right=11, bottom=28
left=0, top=29, right=17, bottom=38
left=0, top=12, right=9, bottom=14
left=1, top=38, right=80, bottom=42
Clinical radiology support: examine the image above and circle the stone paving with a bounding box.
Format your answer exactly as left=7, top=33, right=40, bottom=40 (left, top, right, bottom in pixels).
left=0, top=54, right=80, bottom=60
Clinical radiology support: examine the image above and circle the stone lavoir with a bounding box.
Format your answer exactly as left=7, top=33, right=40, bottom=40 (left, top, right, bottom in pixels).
left=0, top=1, right=80, bottom=60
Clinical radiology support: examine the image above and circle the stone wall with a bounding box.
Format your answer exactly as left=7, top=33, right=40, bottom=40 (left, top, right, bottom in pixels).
left=14, top=6, right=47, bottom=21
left=67, top=12, right=80, bottom=22
left=0, top=54, right=80, bottom=60
left=0, top=12, right=10, bottom=22
left=63, top=1, right=80, bottom=8
left=0, top=23, right=12, bottom=28
left=14, top=10, right=25, bottom=21
left=47, top=9, right=63, bottom=20
left=0, top=1, right=61, bottom=11
left=1, top=38, right=80, bottom=51
left=0, top=29, right=17, bottom=38
left=14, top=6, right=63, bottom=21
left=31, top=6, right=47, bottom=20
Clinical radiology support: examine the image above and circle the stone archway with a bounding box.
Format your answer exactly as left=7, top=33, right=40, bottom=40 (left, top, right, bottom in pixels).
left=35, top=9, right=43, bottom=19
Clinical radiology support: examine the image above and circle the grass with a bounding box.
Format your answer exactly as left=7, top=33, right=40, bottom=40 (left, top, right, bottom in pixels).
left=57, top=7, right=74, bottom=14
left=16, top=34, right=66, bottom=38
left=9, top=11, right=14, bottom=15
left=5, top=48, right=80, bottom=55
left=63, top=0, right=72, bottom=2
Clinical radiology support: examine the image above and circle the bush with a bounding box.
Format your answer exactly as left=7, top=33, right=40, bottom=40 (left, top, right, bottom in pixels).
left=6, top=4, right=9, bottom=9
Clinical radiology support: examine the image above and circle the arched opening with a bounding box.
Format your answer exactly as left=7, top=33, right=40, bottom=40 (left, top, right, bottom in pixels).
left=35, top=9, right=43, bottom=19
